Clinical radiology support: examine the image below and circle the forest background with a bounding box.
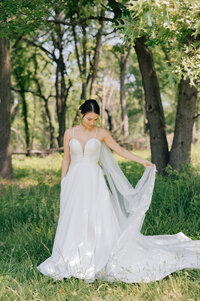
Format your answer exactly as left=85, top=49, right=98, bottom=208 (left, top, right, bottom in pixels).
left=0, top=0, right=200, bottom=177
left=1, top=1, right=200, bottom=300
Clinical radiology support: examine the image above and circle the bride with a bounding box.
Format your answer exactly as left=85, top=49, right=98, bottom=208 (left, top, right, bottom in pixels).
left=37, top=99, right=200, bottom=283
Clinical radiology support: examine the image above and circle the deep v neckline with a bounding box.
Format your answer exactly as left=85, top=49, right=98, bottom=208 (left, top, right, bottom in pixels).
left=70, top=127, right=101, bottom=158
left=70, top=138, right=101, bottom=157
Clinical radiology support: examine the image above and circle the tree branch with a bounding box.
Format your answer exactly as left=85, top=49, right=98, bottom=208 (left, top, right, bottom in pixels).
left=47, top=16, right=113, bottom=27
left=11, top=86, right=55, bottom=100
left=65, top=79, right=72, bottom=98
left=71, top=22, right=82, bottom=74
left=23, top=38, right=56, bottom=61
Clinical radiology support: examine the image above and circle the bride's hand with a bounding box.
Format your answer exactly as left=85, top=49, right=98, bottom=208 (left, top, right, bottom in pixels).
left=142, top=160, right=154, bottom=168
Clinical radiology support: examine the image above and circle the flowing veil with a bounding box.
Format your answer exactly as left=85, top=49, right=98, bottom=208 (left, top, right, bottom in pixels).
left=98, top=142, right=200, bottom=283
left=99, top=142, right=156, bottom=231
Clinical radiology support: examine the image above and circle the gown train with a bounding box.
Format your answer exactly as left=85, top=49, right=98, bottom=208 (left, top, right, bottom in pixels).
left=37, top=132, right=200, bottom=282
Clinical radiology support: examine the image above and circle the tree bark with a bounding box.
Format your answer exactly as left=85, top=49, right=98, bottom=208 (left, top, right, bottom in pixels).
left=0, top=37, right=13, bottom=178
left=31, top=95, right=36, bottom=150
left=54, top=20, right=71, bottom=147
left=71, top=21, right=87, bottom=125
left=134, top=37, right=169, bottom=173
left=81, top=22, right=87, bottom=100
left=90, top=9, right=105, bottom=97
left=33, top=79, right=56, bottom=149
left=55, top=59, right=66, bottom=147
left=102, top=76, right=107, bottom=128
left=20, top=90, right=30, bottom=155
left=169, top=78, right=197, bottom=169
left=119, top=49, right=130, bottom=143
left=141, top=88, right=148, bottom=134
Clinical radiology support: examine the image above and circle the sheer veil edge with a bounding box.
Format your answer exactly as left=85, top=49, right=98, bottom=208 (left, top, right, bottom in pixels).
left=99, top=142, right=157, bottom=232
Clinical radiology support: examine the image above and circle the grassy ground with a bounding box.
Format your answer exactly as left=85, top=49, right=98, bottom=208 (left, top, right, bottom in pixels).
left=0, top=146, right=200, bottom=301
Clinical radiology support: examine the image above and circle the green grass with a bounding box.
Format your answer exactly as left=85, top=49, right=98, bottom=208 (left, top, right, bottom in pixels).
left=0, top=146, right=200, bottom=301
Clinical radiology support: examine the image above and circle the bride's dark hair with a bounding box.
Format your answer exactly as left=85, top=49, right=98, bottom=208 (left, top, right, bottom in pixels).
left=79, top=99, right=100, bottom=116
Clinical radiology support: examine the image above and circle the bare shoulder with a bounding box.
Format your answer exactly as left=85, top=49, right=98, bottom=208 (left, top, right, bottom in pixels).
left=97, top=127, right=110, bottom=139
left=64, top=128, right=73, bottom=141
left=97, top=127, right=109, bottom=135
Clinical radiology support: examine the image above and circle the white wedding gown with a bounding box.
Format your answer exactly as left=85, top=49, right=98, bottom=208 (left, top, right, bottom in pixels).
left=37, top=132, right=200, bottom=283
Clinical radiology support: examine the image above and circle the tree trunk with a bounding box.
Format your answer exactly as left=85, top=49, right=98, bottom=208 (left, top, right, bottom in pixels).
left=21, top=90, right=30, bottom=155
left=90, top=9, right=105, bottom=97
left=105, top=109, right=112, bottom=131
left=0, top=37, right=12, bottom=178
left=31, top=96, right=37, bottom=150
left=55, top=62, right=66, bottom=147
left=55, top=21, right=67, bottom=147
left=71, top=21, right=87, bottom=124
left=102, top=76, right=107, bottom=128
left=119, top=50, right=130, bottom=143
left=142, top=88, right=148, bottom=134
left=134, top=37, right=169, bottom=173
left=169, top=78, right=197, bottom=169
left=80, top=22, right=87, bottom=100
left=44, top=98, right=55, bottom=149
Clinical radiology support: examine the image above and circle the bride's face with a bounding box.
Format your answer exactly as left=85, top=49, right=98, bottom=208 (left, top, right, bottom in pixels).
left=81, top=112, right=99, bottom=129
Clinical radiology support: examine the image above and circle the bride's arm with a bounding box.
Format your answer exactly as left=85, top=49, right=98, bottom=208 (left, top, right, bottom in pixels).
left=101, top=128, right=154, bottom=167
left=61, top=129, right=71, bottom=180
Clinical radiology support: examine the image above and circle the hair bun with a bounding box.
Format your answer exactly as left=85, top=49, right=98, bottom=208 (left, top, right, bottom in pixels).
left=78, top=99, right=100, bottom=116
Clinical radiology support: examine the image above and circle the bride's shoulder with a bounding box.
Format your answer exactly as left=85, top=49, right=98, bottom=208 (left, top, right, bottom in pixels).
left=97, top=127, right=104, bottom=133
left=96, top=127, right=109, bottom=138
left=64, top=127, right=76, bottom=139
